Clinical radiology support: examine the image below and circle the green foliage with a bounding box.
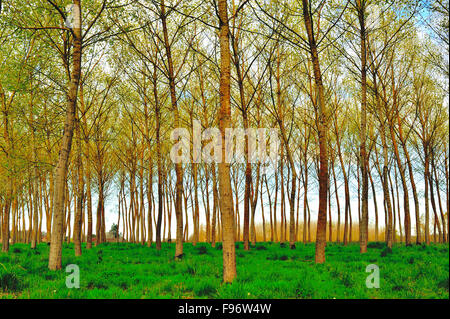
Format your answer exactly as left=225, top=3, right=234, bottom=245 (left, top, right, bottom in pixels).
left=194, top=246, right=208, bottom=255
left=110, top=224, right=119, bottom=239
left=437, top=278, right=449, bottom=291
left=0, top=242, right=448, bottom=299
left=381, top=247, right=393, bottom=257
left=0, top=266, right=23, bottom=292
left=193, top=280, right=216, bottom=297
left=367, top=242, right=386, bottom=249
left=97, top=250, right=103, bottom=264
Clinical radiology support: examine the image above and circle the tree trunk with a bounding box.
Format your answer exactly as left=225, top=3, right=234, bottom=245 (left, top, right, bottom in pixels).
left=368, top=169, right=379, bottom=241
left=211, top=164, right=218, bottom=247
left=357, top=0, right=369, bottom=253
left=160, top=0, right=183, bottom=258
left=264, top=174, right=274, bottom=242
left=49, top=0, right=82, bottom=270
left=30, top=80, right=39, bottom=250
left=389, top=112, right=411, bottom=245
left=373, top=70, right=393, bottom=248
left=332, top=157, right=341, bottom=243
left=217, top=0, right=236, bottom=283
left=432, top=150, right=446, bottom=242
left=73, top=107, right=84, bottom=256
left=424, top=143, right=430, bottom=245
left=302, top=0, right=329, bottom=263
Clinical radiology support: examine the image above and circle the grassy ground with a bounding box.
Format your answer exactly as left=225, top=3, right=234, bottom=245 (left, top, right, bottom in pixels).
left=0, top=241, right=448, bottom=299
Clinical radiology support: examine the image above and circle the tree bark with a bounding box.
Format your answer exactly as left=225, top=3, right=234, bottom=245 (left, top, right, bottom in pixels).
left=73, top=107, right=84, bottom=256
left=217, top=0, right=236, bottom=283
left=356, top=0, right=369, bottom=253
left=49, top=0, right=82, bottom=270
left=160, top=0, right=183, bottom=258
left=302, top=0, right=329, bottom=263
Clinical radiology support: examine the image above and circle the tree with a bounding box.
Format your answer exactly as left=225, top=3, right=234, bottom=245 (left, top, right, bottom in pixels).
left=301, top=0, right=330, bottom=263
left=48, top=0, right=83, bottom=270
left=217, top=0, right=237, bottom=283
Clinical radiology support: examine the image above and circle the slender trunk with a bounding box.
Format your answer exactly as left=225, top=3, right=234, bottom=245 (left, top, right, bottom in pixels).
left=394, top=165, right=403, bottom=242
left=85, top=166, right=92, bottom=249
left=217, top=0, right=236, bottom=282
left=432, top=151, right=446, bottom=242
left=212, top=164, right=218, bottom=247
left=357, top=0, right=369, bottom=253
left=428, top=156, right=442, bottom=242
left=332, top=158, right=341, bottom=243
left=205, top=166, right=211, bottom=243
left=261, top=181, right=266, bottom=242
left=327, top=165, right=332, bottom=242
left=250, top=164, right=261, bottom=246
left=73, top=107, right=84, bottom=256
left=49, top=1, right=82, bottom=270
left=368, top=169, right=379, bottom=241
left=424, top=144, right=430, bottom=245
left=389, top=113, right=411, bottom=245
left=232, top=35, right=251, bottom=251
left=274, top=169, right=279, bottom=242
left=303, top=129, right=310, bottom=244
left=30, top=80, right=40, bottom=250
left=154, top=73, right=163, bottom=250
left=445, top=145, right=449, bottom=243
left=373, top=71, right=393, bottom=248
left=280, top=159, right=285, bottom=243
left=302, top=0, right=328, bottom=262
left=161, top=0, right=183, bottom=258
left=264, top=174, right=274, bottom=242
left=389, top=166, right=397, bottom=244
left=192, top=163, right=200, bottom=246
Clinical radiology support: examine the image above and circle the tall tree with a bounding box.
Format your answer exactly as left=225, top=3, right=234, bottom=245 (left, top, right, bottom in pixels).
left=217, top=0, right=237, bottom=283
left=49, top=0, right=83, bottom=270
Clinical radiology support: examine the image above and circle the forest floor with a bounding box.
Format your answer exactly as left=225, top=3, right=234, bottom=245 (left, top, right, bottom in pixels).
left=0, top=241, right=448, bottom=299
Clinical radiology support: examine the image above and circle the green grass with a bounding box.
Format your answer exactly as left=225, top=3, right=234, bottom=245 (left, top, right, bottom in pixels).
left=0, top=242, right=448, bottom=299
